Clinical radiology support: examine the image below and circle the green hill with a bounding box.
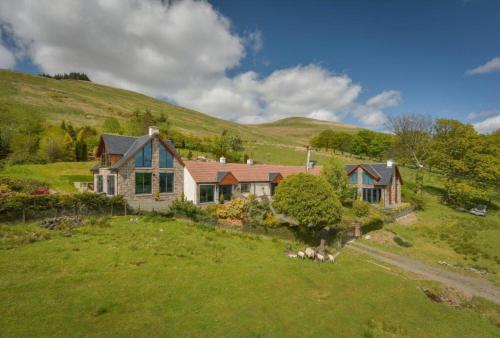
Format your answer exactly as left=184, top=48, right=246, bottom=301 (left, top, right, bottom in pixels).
left=0, top=69, right=359, bottom=146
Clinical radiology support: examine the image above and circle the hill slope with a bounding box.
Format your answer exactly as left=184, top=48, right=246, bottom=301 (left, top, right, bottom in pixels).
left=0, top=70, right=359, bottom=145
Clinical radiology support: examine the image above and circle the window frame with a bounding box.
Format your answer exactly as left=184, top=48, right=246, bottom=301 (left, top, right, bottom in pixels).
left=240, top=183, right=251, bottom=193
left=159, top=143, right=174, bottom=168
left=362, top=171, right=374, bottom=185
left=159, top=172, right=174, bottom=193
left=135, top=141, right=152, bottom=168
left=348, top=172, right=357, bottom=184
left=199, top=184, right=216, bottom=204
left=135, top=172, right=152, bottom=195
left=96, top=175, right=103, bottom=193
left=107, top=175, right=115, bottom=195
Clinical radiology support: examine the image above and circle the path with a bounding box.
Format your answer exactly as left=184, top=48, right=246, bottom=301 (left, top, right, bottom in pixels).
left=346, top=241, right=500, bottom=304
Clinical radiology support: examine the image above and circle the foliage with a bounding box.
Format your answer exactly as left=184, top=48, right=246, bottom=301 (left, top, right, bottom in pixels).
left=393, top=235, right=413, bottom=247
left=272, top=173, right=341, bottom=228
left=352, top=199, right=370, bottom=217
left=402, top=186, right=425, bottom=210
left=243, top=195, right=272, bottom=227
left=350, top=129, right=393, bottom=160
left=0, top=176, right=49, bottom=194
left=102, top=117, right=122, bottom=134
left=321, top=157, right=349, bottom=200
left=216, top=198, right=246, bottom=219
left=7, top=118, right=43, bottom=164
left=169, top=196, right=215, bottom=224
left=39, top=72, right=91, bottom=81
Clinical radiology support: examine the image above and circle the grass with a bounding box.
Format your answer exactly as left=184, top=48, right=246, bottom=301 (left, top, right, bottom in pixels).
left=0, top=161, right=95, bottom=193
left=1, top=217, right=499, bottom=337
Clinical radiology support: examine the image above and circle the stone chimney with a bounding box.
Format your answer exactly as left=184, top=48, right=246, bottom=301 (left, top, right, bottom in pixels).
left=387, top=159, right=393, bottom=168
left=219, top=156, right=226, bottom=164
left=247, top=158, right=254, bottom=166
left=148, top=126, right=159, bottom=136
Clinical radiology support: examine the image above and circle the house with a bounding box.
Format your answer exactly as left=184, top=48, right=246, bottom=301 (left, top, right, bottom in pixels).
left=91, top=126, right=184, bottom=210
left=183, top=158, right=321, bottom=204
left=91, top=127, right=402, bottom=210
left=345, top=161, right=403, bottom=208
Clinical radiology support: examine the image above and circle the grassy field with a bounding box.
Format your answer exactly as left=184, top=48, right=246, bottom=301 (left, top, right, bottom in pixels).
left=1, top=216, right=499, bottom=337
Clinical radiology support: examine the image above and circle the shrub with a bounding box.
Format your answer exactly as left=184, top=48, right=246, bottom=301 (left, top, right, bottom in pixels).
left=0, top=176, right=49, bottom=194
left=361, top=215, right=384, bottom=233
left=402, top=187, right=425, bottom=210
left=244, top=196, right=271, bottom=227
left=262, top=212, right=280, bottom=228
left=393, top=235, right=413, bottom=247
left=169, top=197, right=216, bottom=225
left=352, top=199, right=370, bottom=217
left=216, top=198, right=246, bottom=219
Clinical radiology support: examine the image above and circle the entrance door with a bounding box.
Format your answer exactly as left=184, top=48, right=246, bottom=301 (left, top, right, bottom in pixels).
left=219, top=185, right=232, bottom=201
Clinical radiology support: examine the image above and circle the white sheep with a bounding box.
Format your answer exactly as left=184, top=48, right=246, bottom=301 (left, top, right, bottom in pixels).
left=287, top=253, right=297, bottom=258
left=328, top=252, right=340, bottom=263
left=305, top=248, right=316, bottom=259
left=316, top=253, right=325, bottom=262
left=297, top=251, right=305, bottom=259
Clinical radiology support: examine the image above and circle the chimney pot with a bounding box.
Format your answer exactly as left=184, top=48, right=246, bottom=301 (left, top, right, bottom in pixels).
left=220, top=156, right=226, bottom=164
left=247, top=158, right=254, bottom=166
left=149, top=126, right=159, bottom=136
left=387, top=160, right=393, bottom=168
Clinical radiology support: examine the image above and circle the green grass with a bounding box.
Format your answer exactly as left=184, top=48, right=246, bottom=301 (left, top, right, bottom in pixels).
left=0, top=162, right=95, bottom=192
left=1, top=217, right=498, bottom=337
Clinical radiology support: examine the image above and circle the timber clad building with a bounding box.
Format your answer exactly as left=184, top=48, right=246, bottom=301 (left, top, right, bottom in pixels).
left=92, top=127, right=403, bottom=210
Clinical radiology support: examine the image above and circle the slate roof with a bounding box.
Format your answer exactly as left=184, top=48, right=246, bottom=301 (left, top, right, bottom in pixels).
left=101, top=134, right=138, bottom=155
left=185, top=160, right=322, bottom=184
left=345, top=163, right=399, bottom=186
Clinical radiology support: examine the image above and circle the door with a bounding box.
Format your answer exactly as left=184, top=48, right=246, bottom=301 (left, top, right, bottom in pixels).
left=219, top=185, right=232, bottom=201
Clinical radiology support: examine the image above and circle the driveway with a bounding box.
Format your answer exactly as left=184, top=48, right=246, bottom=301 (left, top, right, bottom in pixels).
left=346, top=241, right=500, bottom=304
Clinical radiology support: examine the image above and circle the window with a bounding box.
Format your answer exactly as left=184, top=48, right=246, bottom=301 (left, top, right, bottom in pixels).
left=348, top=172, right=357, bottom=184
left=96, top=175, right=103, bottom=193
left=135, top=142, right=152, bottom=167
left=270, top=183, right=278, bottom=196
left=363, top=188, right=381, bottom=203
left=160, top=173, right=174, bottom=193
left=135, top=173, right=152, bottom=194
left=100, top=153, right=110, bottom=167
left=107, top=175, right=115, bottom=195
left=159, top=143, right=174, bottom=168
left=199, top=184, right=215, bottom=203
left=362, top=171, right=373, bottom=185
left=240, top=183, right=251, bottom=193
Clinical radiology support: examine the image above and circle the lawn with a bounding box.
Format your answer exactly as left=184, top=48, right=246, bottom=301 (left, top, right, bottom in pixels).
left=0, top=161, right=95, bottom=193
left=0, top=217, right=498, bottom=337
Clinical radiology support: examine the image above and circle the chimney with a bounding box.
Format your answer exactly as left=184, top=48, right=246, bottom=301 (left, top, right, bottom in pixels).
left=247, top=158, right=254, bottom=166
left=387, top=160, right=393, bottom=168
left=308, top=161, right=315, bottom=170
left=306, top=146, right=311, bottom=171
left=149, top=126, right=159, bottom=136
left=219, top=156, right=226, bottom=164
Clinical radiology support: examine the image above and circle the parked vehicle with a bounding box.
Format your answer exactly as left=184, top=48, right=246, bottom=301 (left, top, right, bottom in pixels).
left=470, top=205, right=487, bottom=216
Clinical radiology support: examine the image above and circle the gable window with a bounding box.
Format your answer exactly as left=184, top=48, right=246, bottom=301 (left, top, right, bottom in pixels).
left=96, top=175, right=103, bottom=193
left=240, top=183, right=251, bottom=193
left=348, top=172, right=357, bottom=184
left=362, top=172, right=373, bottom=185
left=159, top=143, right=174, bottom=168
left=135, top=141, right=152, bottom=168
left=107, top=175, right=115, bottom=195
left=160, top=173, right=174, bottom=193
left=199, top=184, right=215, bottom=203
left=100, top=153, right=111, bottom=167
left=135, top=173, right=152, bottom=194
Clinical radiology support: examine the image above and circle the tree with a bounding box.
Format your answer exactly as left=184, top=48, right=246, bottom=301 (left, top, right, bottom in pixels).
left=272, top=173, right=342, bottom=249
left=429, top=119, right=499, bottom=206
left=321, top=158, right=348, bottom=201
left=38, top=126, right=66, bottom=162
left=62, top=133, right=75, bottom=161
left=102, top=117, right=122, bottom=134
left=9, top=119, right=43, bottom=164
left=386, top=114, right=434, bottom=193
left=126, top=109, right=157, bottom=135
left=75, top=129, right=88, bottom=161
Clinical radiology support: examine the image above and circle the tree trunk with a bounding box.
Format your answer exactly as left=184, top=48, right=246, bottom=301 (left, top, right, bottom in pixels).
left=319, top=238, right=326, bottom=255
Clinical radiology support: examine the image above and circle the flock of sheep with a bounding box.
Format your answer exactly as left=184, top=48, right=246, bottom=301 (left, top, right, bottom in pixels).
left=288, top=248, right=340, bottom=263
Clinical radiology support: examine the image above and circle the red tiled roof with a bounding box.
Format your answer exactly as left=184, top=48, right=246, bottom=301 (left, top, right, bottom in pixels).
left=184, top=160, right=322, bottom=183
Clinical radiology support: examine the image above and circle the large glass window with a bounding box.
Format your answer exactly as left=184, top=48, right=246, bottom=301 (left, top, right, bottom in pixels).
left=160, top=173, right=174, bottom=193
left=96, top=175, right=103, bottom=193
left=348, top=172, right=357, bottom=184
left=159, top=143, right=174, bottom=168
left=240, top=183, right=251, bottom=193
left=363, top=188, right=381, bottom=203
left=362, top=172, right=373, bottom=185
left=135, top=173, right=152, bottom=194
left=107, top=175, right=115, bottom=195
left=135, top=142, right=152, bottom=167
left=199, top=184, right=215, bottom=203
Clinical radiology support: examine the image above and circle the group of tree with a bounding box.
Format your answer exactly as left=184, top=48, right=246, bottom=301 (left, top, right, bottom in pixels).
left=310, top=129, right=393, bottom=160
left=39, top=72, right=91, bottom=81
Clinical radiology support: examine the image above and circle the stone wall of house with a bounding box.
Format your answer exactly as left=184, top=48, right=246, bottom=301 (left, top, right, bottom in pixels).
left=115, top=134, right=184, bottom=211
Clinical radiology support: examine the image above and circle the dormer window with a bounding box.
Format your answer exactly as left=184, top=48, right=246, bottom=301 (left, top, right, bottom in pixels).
left=135, top=141, right=152, bottom=167
left=100, top=153, right=111, bottom=167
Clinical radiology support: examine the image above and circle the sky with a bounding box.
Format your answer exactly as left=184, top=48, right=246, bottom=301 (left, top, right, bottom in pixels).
left=0, top=0, right=499, bottom=132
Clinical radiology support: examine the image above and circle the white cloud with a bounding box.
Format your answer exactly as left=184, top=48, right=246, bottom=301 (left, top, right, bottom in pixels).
left=467, top=109, right=500, bottom=121
left=0, top=0, right=399, bottom=126
left=0, top=43, right=15, bottom=68
left=473, top=114, right=500, bottom=134
left=466, top=57, right=500, bottom=75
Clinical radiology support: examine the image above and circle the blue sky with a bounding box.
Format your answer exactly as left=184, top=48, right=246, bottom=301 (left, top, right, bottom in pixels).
left=1, top=0, right=499, bottom=131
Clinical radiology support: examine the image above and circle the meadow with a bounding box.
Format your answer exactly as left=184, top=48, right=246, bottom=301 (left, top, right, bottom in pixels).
left=1, top=217, right=499, bottom=337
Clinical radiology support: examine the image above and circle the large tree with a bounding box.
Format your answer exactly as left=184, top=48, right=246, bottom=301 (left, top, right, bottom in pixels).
left=386, top=114, right=433, bottom=193
left=272, top=173, right=342, bottom=249
left=321, top=158, right=348, bottom=201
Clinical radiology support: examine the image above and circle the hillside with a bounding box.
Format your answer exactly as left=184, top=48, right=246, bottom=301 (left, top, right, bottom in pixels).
left=0, top=70, right=359, bottom=146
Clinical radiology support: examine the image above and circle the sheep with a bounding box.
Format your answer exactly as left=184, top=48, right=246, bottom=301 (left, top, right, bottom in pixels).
left=305, top=248, right=316, bottom=259
left=297, top=251, right=305, bottom=259
left=287, top=253, right=297, bottom=258
left=327, top=252, right=340, bottom=263
left=316, top=253, right=325, bottom=262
